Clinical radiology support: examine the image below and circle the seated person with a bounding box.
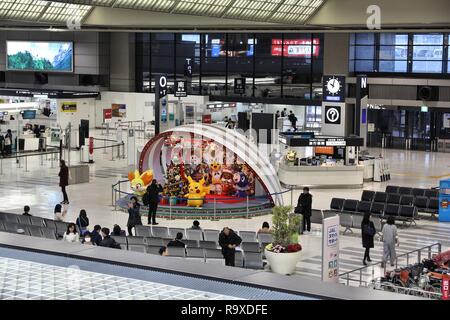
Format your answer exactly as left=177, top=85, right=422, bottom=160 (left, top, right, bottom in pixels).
left=167, top=232, right=186, bottom=248
left=159, top=246, right=168, bottom=256
left=91, top=225, right=102, bottom=246
left=99, top=227, right=121, bottom=249
left=112, top=224, right=126, bottom=236
left=257, top=222, right=272, bottom=234
left=190, top=220, right=201, bottom=230
left=23, top=205, right=32, bottom=216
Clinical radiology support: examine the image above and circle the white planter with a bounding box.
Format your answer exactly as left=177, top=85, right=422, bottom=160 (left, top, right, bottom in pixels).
left=265, top=249, right=301, bottom=275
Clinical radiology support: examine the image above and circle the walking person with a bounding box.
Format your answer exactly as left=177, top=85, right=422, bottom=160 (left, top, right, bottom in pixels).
left=4, top=129, right=12, bottom=156
left=54, top=204, right=67, bottom=221
left=58, top=160, right=69, bottom=204
left=296, top=187, right=312, bottom=234
left=361, top=212, right=376, bottom=265
left=281, top=108, right=287, bottom=118
left=288, top=111, right=297, bottom=132
left=381, top=216, right=399, bottom=268
left=76, top=209, right=89, bottom=236
left=218, top=227, right=242, bottom=267
left=127, top=196, right=142, bottom=236
left=143, top=180, right=163, bottom=225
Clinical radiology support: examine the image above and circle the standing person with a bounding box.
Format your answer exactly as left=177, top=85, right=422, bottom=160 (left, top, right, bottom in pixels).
left=361, top=212, right=376, bottom=266
left=275, top=110, right=280, bottom=122
left=23, top=205, right=32, bottom=216
left=296, top=187, right=312, bottom=234
left=76, top=209, right=89, bottom=236
left=54, top=204, right=67, bottom=221
left=62, top=223, right=80, bottom=243
left=218, top=227, right=242, bottom=267
left=281, top=108, right=287, bottom=118
left=143, top=180, right=163, bottom=225
left=381, top=216, right=399, bottom=268
left=288, top=111, right=297, bottom=132
left=58, top=160, right=69, bottom=204
left=4, top=129, right=12, bottom=156
left=127, top=196, right=142, bottom=236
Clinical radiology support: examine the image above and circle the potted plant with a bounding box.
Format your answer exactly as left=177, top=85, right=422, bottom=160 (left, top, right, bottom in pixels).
left=264, top=205, right=302, bottom=275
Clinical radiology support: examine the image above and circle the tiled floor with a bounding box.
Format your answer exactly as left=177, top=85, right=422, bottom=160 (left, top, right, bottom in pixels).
left=0, top=130, right=449, bottom=286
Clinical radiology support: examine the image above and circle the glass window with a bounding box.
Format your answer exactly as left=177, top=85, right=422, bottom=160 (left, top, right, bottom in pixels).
left=355, top=33, right=375, bottom=45
left=254, top=33, right=282, bottom=99
left=227, top=33, right=254, bottom=97
left=412, top=34, right=444, bottom=73
left=379, top=60, right=407, bottom=72
left=151, top=33, right=175, bottom=92
left=412, top=61, right=443, bottom=73
left=355, top=60, right=375, bottom=72
left=176, top=34, right=201, bottom=95
left=202, top=33, right=227, bottom=96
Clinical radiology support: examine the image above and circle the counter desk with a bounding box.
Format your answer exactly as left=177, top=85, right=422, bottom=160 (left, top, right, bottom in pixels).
left=278, top=162, right=364, bottom=188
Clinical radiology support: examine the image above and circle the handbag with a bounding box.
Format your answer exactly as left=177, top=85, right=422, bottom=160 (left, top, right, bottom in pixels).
left=363, top=224, right=376, bottom=237
left=294, top=205, right=302, bottom=214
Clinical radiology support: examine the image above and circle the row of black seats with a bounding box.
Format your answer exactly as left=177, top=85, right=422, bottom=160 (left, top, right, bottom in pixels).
left=330, top=198, right=418, bottom=223
left=385, top=186, right=438, bottom=199
left=359, top=190, right=439, bottom=216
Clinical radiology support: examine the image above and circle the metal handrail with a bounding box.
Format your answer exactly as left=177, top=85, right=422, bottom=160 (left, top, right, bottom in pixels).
left=339, top=243, right=442, bottom=287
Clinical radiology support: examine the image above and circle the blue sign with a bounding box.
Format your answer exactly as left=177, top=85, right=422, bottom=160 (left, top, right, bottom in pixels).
left=211, top=45, right=221, bottom=57
left=362, top=108, right=367, bottom=124
left=439, top=179, right=450, bottom=222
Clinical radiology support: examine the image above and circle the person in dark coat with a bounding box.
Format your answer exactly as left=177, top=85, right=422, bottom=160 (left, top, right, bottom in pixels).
left=23, top=205, right=32, bottom=216
left=167, top=232, right=186, bottom=248
left=145, top=180, right=163, bottom=225
left=76, top=209, right=89, bottom=235
left=4, top=129, right=12, bottom=156
left=361, top=212, right=376, bottom=265
left=296, top=187, right=312, bottom=233
left=99, top=227, right=120, bottom=249
left=91, top=225, right=102, bottom=246
left=219, top=227, right=242, bottom=267
left=127, top=196, right=142, bottom=236
left=288, top=111, right=297, bottom=131
left=58, top=160, right=69, bottom=204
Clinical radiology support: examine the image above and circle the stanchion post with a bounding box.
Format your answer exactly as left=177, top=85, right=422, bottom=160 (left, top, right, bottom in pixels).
left=111, top=185, right=114, bottom=207
left=169, top=198, right=172, bottom=220
left=25, top=156, right=28, bottom=172
left=246, top=196, right=249, bottom=219
left=122, top=142, right=125, bottom=159
left=0, top=158, right=2, bottom=175
left=103, top=139, right=107, bottom=154
left=213, top=197, right=216, bottom=221
left=112, top=145, right=115, bottom=161
left=117, top=143, right=120, bottom=158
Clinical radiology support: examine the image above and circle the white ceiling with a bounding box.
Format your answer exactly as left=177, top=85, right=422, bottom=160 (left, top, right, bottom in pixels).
left=0, top=0, right=326, bottom=25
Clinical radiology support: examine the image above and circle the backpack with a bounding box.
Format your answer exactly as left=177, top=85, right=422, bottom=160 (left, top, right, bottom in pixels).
left=142, top=191, right=150, bottom=206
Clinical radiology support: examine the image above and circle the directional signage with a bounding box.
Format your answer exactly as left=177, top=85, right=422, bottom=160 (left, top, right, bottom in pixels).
left=234, top=78, right=246, bottom=94
left=325, top=106, right=341, bottom=124
left=157, top=75, right=168, bottom=98
left=175, top=80, right=188, bottom=97
left=322, top=215, right=340, bottom=283
left=184, top=58, right=193, bottom=78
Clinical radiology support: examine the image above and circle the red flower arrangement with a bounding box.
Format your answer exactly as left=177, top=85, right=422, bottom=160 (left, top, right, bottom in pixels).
left=286, top=243, right=302, bottom=253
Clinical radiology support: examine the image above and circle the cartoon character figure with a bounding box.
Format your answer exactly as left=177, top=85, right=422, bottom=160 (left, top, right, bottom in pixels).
left=128, top=169, right=153, bottom=196
left=234, top=172, right=250, bottom=198
left=209, top=161, right=222, bottom=195
left=221, top=168, right=234, bottom=196
left=185, top=176, right=210, bottom=207
left=286, top=150, right=297, bottom=166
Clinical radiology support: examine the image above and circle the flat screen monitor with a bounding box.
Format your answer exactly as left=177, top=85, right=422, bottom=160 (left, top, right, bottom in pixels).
left=6, top=41, right=73, bottom=72
left=22, top=110, right=36, bottom=120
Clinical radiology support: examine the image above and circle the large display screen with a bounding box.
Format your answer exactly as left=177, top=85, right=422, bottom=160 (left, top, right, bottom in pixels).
left=271, top=38, right=320, bottom=57
left=22, top=110, right=36, bottom=120
left=7, top=41, right=73, bottom=72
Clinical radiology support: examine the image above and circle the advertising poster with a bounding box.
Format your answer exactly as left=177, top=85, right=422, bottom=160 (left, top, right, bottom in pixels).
left=61, top=102, right=77, bottom=113
left=439, top=179, right=450, bottom=222
left=103, top=109, right=112, bottom=123
left=112, top=104, right=126, bottom=118
left=202, top=114, right=212, bottom=124
left=271, top=38, right=320, bottom=57
left=322, top=215, right=340, bottom=283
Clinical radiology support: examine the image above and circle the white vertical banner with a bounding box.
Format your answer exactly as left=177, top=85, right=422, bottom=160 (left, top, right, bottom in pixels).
left=322, top=215, right=340, bottom=283
left=127, top=128, right=135, bottom=167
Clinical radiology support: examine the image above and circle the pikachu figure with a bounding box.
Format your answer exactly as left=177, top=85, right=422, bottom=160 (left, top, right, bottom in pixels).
left=185, top=176, right=210, bottom=207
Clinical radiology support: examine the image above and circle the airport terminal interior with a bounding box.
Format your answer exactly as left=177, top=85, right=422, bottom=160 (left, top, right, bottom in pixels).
left=0, top=0, right=450, bottom=302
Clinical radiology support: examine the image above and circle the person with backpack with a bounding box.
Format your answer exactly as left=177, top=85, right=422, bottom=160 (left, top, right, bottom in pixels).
left=288, top=111, right=297, bottom=132
left=143, top=180, right=163, bottom=225
left=361, top=212, right=376, bottom=265
left=99, top=227, right=121, bottom=249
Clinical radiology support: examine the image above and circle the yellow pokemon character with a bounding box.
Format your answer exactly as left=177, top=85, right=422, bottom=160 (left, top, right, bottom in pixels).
left=128, top=169, right=153, bottom=196
left=185, top=176, right=209, bottom=207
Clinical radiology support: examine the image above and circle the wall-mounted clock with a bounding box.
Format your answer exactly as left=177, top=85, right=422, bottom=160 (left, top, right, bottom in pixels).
left=323, top=75, right=346, bottom=102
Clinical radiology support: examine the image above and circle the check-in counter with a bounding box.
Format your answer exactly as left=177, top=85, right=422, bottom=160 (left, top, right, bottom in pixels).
left=278, top=162, right=364, bottom=188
